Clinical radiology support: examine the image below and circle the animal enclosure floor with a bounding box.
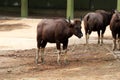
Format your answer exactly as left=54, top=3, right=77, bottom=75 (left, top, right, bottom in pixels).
left=0, top=44, right=120, bottom=80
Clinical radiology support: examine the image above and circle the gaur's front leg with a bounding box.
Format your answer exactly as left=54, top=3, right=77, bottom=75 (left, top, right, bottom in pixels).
left=56, top=41, right=61, bottom=65
left=63, top=40, right=68, bottom=64
left=97, top=30, right=100, bottom=45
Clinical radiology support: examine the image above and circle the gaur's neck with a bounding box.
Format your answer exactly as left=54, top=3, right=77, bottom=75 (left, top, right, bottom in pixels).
left=64, top=27, right=73, bottom=38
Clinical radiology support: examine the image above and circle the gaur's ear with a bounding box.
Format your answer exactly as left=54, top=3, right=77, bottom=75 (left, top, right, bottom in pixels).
left=69, top=21, right=74, bottom=28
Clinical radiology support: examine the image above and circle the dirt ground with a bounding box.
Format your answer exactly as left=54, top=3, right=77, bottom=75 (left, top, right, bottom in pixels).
left=0, top=17, right=120, bottom=80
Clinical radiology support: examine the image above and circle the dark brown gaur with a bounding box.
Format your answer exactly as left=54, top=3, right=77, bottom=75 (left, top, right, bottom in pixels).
left=83, top=10, right=114, bottom=45
left=36, top=18, right=83, bottom=64
left=110, top=11, right=120, bottom=50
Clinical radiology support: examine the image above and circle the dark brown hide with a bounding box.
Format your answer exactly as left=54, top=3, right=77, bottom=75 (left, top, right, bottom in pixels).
left=83, top=10, right=113, bottom=45
left=96, top=10, right=113, bottom=27
left=36, top=18, right=83, bottom=64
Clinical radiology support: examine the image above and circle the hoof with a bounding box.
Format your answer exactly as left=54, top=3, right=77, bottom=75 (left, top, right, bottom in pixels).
left=57, top=61, right=61, bottom=65
left=41, top=61, right=45, bottom=64
left=64, top=60, right=69, bottom=65
left=112, top=48, right=115, bottom=51
left=35, top=60, right=38, bottom=64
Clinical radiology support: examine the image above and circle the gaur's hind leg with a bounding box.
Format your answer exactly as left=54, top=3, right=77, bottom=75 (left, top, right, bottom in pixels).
left=85, top=32, right=88, bottom=44
left=36, top=48, right=40, bottom=64
left=36, top=39, right=41, bottom=64
left=112, top=32, right=117, bottom=51
left=101, top=28, right=106, bottom=45
left=101, top=33, right=104, bottom=45
left=118, top=34, right=120, bottom=50
left=85, top=30, right=91, bottom=45
left=40, top=41, right=47, bottom=63
left=86, top=33, right=89, bottom=44
left=36, top=40, right=47, bottom=64
left=113, top=38, right=117, bottom=51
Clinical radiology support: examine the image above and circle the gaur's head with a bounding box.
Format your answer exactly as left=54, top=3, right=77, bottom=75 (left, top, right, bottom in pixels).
left=69, top=19, right=83, bottom=38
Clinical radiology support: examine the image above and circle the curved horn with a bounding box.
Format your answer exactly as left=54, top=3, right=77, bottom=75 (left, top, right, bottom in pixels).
left=68, top=16, right=71, bottom=23
left=80, top=16, right=82, bottom=21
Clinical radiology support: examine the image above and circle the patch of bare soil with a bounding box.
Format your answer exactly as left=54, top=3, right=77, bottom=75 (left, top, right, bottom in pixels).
left=0, top=18, right=30, bottom=31
left=0, top=44, right=120, bottom=80
left=0, top=23, right=30, bottom=31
